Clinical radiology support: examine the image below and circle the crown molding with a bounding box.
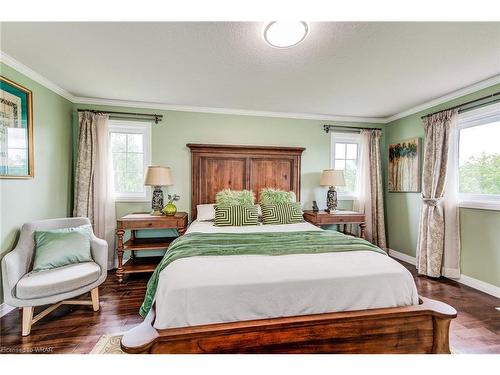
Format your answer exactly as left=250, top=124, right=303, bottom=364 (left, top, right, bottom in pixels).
left=73, top=95, right=387, bottom=123
left=385, top=74, right=500, bottom=123
left=2, top=50, right=499, bottom=125
left=0, top=51, right=74, bottom=102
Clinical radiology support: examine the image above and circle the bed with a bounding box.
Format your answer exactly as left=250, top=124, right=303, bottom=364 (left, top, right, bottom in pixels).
left=121, top=143, right=456, bottom=354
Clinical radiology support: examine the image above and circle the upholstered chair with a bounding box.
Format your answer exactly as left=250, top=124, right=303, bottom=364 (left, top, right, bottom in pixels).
left=1, top=217, right=108, bottom=336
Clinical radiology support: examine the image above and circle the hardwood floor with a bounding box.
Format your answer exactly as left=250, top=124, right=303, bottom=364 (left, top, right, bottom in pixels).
left=0, top=260, right=498, bottom=354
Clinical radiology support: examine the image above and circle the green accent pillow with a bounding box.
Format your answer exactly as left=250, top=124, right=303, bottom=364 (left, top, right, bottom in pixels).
left=33, top=225, right=93, bottom=272
left=215, top=205, right=259, bottom=226
left=215, top=189, right=255, bottom=206
left=259, top=188, right=296, bottom=205
left=261, top=202, right=304, bottom=225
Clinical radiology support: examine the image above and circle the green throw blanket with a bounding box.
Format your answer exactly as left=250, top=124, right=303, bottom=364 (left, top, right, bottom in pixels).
left=139, top=230, right=386, bottom=317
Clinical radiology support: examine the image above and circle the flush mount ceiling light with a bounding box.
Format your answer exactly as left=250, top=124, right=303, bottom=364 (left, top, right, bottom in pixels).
left=264, top=21, right=309, bottom=48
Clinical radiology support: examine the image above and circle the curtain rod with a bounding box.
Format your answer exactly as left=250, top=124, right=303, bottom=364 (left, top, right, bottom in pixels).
left=421, top=91, right=500, bottom=119
left=323, top=124, right=382, bottom=133
left=77, top=109, right=163, bottom=124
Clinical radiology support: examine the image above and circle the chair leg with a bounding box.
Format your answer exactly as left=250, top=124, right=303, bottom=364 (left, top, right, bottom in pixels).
left=22, top=306, right=33, bottom=336
left=91, top=288, right=99, bottom=311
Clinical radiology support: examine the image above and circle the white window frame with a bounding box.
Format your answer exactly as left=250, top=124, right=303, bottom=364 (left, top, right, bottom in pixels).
left=109, top=119, right=152, bottom=202
left=456, top=103, right=500, bottom=211
left=330, top=132, right=361, bottom=200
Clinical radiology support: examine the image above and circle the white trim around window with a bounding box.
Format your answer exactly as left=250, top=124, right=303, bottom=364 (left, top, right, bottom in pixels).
left=456, top=103, right=500, bottom=211
left=108, top=120, right=152, bottom=202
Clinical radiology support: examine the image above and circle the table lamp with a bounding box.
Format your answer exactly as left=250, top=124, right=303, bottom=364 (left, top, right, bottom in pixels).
left=144, top=166, right=173, bottom=216
left=320, top=169, right=346, bottom=213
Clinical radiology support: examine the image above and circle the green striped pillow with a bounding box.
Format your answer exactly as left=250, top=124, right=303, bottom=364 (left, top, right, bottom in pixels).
left=214, top=205, right=259, bottom=226
left=261, top=202, right=304, bottom=225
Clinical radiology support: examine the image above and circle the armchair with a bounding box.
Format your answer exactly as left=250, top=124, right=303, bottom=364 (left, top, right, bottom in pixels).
left=1, top=217, right=108, bottom=336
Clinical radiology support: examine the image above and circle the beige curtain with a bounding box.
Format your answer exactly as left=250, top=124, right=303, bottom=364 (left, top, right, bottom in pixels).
left=74, top=111, right=116, bottom=269
left=417, top=109, right=459, bottom=277
left=354, top=129, right=387, bottom=249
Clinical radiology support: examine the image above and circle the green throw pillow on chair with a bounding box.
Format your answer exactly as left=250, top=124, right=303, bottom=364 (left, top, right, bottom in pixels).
left=32, top=225, right=94, bottom=272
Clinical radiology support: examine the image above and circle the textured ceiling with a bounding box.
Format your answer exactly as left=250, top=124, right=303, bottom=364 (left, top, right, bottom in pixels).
left=1, top=22, right=499, bottom=118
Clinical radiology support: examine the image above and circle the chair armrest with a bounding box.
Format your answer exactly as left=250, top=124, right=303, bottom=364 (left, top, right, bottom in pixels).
left=90, top=235, right=109, bottom=272
left=1, top=245, right=31, bottom=304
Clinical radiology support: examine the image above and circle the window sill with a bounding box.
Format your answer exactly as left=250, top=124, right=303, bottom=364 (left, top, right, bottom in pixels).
left=459, top=201, right=500, bottom=211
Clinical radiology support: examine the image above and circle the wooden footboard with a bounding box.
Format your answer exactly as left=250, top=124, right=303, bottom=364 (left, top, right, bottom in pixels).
left=121, top=297, right=456, bottom=354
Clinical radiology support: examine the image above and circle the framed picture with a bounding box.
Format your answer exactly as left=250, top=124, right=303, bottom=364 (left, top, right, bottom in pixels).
left=388, top=137, right=420, bottom=192
left=0, top=76, right=33, bottom=178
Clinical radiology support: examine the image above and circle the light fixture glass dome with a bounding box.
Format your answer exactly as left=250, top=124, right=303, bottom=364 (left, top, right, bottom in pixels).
left=264, top=21, right=309, bottom=48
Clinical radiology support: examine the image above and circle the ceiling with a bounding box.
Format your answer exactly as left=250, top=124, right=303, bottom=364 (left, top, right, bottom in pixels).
left=1, top=22, right=499, bottom=120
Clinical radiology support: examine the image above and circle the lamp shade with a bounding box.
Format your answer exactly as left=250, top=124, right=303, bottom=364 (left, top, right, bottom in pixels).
left=144, top=166, right=173, bottom=186
left=320, top=169, right=345, bottom=187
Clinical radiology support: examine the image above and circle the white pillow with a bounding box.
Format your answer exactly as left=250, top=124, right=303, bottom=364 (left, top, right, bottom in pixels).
left=196, top=204, right=216, bottom=221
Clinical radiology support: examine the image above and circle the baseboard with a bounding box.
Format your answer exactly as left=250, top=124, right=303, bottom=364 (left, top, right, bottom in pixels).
left=388, top=249, right=417, bottom=265
left=457, top=274, right=500, bottom=299
left=388, top=248, right=500, bottom=298
left=0, top=302, right=16, bottom=318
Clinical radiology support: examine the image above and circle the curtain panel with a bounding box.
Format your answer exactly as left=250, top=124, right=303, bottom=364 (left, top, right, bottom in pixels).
left=417, top=109, right=460, bottom=278
left=354, top=129, right=387, bottom=249
left=74, top=111, right=116, bottom=269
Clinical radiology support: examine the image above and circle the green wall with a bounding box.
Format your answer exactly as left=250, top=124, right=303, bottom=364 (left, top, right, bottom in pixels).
left=0, top=63, right=73, bottom=303
left=74, top=104, right=381, bottom=220
left=384, top=83, right=500, bottom=287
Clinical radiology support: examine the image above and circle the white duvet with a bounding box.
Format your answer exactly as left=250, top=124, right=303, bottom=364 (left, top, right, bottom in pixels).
left=152, top=221, right=418, bottom=329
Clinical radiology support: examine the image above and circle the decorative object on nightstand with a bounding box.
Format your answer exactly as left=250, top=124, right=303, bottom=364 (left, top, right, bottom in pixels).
left=312, top=200, right=319, bottom=212
left=144, top=166, right=172, bottom=216
left=162, top=194, right=180, bottom=216
left=320, top=169, right=345, bottom=213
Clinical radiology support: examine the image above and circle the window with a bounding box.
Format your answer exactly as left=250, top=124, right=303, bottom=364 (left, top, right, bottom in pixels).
left=330, top=132, right=360, bottom=199
left=109, top=120, right=151, bottom=201
left=457, top=103, right=500, bottom=210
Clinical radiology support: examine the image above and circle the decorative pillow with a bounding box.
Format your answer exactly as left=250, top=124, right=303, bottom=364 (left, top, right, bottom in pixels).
left=33, top=225, right=93, bottom=272
left=261, top=202, right=304, bottom=225
left=196, top=204, right=216, bottom=221
left=215, top=189, right=255, bottom=206
left=215, top=205, right=259, bottom=226
left=259, top=188, right=296, bottom=205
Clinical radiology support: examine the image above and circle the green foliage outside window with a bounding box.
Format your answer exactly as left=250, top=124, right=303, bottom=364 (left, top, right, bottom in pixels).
left=459, top=153, right=500, bottom=195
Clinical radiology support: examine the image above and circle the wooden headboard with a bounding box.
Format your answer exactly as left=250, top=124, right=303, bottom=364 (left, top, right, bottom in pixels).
left=188, top=144, right=305, bottom=220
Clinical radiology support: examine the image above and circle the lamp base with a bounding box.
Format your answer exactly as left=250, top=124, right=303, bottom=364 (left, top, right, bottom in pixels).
left=150, top=209, right=163, bottom=216
left=151, top=186, right=164, bottom=216
left=325, top=186, right=338, bottom=213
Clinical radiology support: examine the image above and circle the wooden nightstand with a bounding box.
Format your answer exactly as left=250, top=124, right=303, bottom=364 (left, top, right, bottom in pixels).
left=115, top=212, right=188, bottom=283
left=303, top=210, right=366, bottom=239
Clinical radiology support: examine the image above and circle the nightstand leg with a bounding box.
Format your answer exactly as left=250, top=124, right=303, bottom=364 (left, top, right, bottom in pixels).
left=359, top=223, right=366, bottom=239
left=116, top=229, right=125, bottom=283
left=178, top=226, right=187, bottom=236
